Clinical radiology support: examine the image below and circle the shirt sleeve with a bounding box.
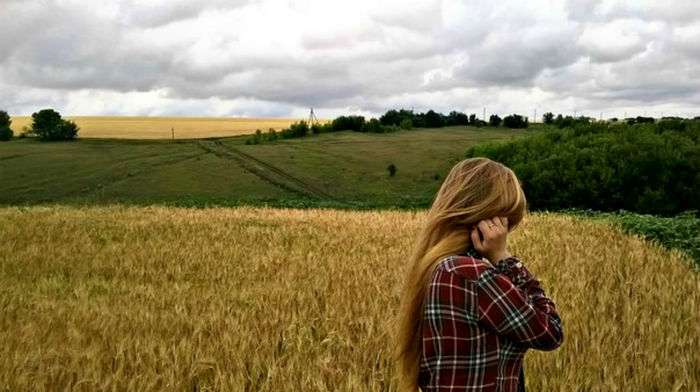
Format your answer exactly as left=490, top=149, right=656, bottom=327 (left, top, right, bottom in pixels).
left=474, top=256, right=564, bottom=351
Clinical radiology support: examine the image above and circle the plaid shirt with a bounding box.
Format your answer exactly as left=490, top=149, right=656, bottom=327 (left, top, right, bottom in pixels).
left=418, top=250, right=563, bottom=391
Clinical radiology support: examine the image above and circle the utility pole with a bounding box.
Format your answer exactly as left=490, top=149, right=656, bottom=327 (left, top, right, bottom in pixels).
left=483, top=107, right=486, bottom=122
left=308, top=108, right=318, bottom=126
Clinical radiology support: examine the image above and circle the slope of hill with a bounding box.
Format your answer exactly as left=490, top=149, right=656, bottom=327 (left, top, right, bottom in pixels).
left=1, top=126, right=528, bottom=208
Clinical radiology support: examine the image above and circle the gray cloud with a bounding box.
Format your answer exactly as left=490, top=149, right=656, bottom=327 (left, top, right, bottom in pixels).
left=1, top=0, right=700, bottom=118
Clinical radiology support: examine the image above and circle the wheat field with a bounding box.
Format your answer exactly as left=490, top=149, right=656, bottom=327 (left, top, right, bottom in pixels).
left=9, top=116, right=319, bottom=139
left=0, top=205, right=698, bottom=391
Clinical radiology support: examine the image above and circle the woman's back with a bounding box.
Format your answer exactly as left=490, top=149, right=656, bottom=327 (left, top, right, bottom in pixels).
left=418, top=253, right=563, bottom=391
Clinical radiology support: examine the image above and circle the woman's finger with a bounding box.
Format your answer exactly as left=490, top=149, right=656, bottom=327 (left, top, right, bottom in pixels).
left=470, top=227, right=483, bottom=250
left=496, top=216, right=506, bottom=227
left=478, top=220, right=494, bottom=238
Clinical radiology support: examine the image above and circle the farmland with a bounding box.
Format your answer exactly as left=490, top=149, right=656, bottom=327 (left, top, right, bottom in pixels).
left=1, top=205, right=697, bottom=391
left=0, top=125, right=528, bottom=208
left=9, top=116, right=312, bottom=139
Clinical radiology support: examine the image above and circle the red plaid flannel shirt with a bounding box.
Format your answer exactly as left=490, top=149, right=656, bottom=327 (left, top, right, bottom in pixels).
left=418, top=253, right=563, bottom=391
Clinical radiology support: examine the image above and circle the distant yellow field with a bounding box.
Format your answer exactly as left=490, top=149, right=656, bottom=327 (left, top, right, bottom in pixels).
left=10, top=116, right=325, bottom=139
left=0, top=205, right=697, bottom=391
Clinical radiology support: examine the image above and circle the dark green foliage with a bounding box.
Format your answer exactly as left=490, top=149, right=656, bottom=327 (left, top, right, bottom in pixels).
left=626, top=116, right=655, bottom=125
left=332, top=115, right=365, bottom=131
left=543, top=112, right=554, bottom=124
left=387, top=163, right=397, bottom=177
left=446, top=111, right=469, bottom=126
left=502, top=114, right=529, bottom=128
left=0, top=110, right=12, bottom=141
left=361, top=118, right=384, bottom=133
left=656, top=118, right=687, bottom=133
left=400, top=119, right=413, bottom=130
left=489, top=114, right=502, bottom=127
left=465, top=121, right=700, bottom=216
left=552, top=115, right=590, bottom=129
left=380, top=109, right=415, bottom=126
left=424, top=110, right=445, bottom=128
left=563, top=208, right=700, bottom=269
left=284, top=121, right=309, bottom=138
left=31, top=108, right=79, bottom=141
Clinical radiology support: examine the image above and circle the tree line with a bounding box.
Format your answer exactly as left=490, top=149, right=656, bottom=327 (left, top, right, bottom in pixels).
left=246, top=109, right=530, bottom=144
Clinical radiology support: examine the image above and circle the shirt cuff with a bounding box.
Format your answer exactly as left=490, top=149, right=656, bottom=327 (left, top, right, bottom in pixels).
left=493, top=255, right=530, bottom=287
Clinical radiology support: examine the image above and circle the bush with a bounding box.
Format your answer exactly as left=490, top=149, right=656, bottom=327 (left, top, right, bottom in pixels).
left=265, top=128, right=278, bottom=142
left=0, top=110, right=12, bottom=141
left=361, top=118, right=384, bottom=133
left=488, top=114, right=502, bottom=127
left=502, top=114, right=529, bottom=129
left=30, top=108, right=79, bottom=141
left=465, top=121, right=700, bottom=216
left=424, top=110, right=445, bottom=128
left=387, top=163, right=397, bottom=177
left=543, top=112, right=554, bottom=124
left=332, top=115, right=365, bottom=131
left=446, top=111, right=469, bottom=126
left=400, top=119, right=413, bottom=130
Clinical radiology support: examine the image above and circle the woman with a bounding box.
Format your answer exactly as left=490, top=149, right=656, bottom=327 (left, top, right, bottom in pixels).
left=394, top=157, right=564, bottom=391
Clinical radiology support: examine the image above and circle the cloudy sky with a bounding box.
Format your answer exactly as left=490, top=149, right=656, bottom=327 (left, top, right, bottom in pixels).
left=2, top=0, right=700, bottom=119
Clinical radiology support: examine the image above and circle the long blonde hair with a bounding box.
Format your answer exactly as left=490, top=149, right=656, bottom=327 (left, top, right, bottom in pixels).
left=392, top=157, right=528, bottom=391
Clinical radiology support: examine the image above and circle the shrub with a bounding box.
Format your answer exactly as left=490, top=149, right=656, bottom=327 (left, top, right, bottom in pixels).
left=446, top=111, right=469, bottom=126
left=332, top=115, right=365, bottom=131
left=265, top=128, right=278, bottom=142
left=502, top=114, right=528, bottom=128
left=361, top=118, right=384, bottom=133
left=399, top=119, right=413, bottom=130
left=424, top=110, right=445, bottom=128
left=488, top=114, right=502, bottom=127
left=543, top=112, right=554, bottom=124
left=383, top=124, right=401, bottom=133
left=387, top=163, right=397, bottom=177
left=30, top=108, right=79, bottom=141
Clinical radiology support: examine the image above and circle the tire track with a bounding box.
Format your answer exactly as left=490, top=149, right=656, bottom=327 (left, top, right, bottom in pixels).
left=214, top=141, right=338, bottom=200
left=197, top=141, right=314, bottom=199
left=198, top=140, right=341, bottom=202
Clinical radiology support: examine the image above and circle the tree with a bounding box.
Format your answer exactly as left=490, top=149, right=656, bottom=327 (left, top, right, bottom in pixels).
left=332, top=115, right=365, bottom=131
left=502, top=114, right=529, bottom=129
left=361, top=118, right=384, bottom=133
left=446, top=111, right=469, bottom=126
left=0, top=110, right=12, bottom=141
left=424, top=110, right=445, bottom=128
left=488, top=114, right=502, bottom=127
left=387, top=163, right=397, bottom=177
left=379, top=109, right=402, bottom=126
left=31, top=108, right=79, bottom=141
left=543, top=112, right=554, bottom=124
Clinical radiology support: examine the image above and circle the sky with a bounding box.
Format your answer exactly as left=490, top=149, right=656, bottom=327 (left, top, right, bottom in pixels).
left=1, top=0, right=700, bottom=119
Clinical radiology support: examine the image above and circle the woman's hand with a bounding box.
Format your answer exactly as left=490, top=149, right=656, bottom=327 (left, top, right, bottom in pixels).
left=470, top=216, right=512, bottom=263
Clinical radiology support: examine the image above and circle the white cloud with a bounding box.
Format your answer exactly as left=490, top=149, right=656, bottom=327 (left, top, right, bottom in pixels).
left=1, top=0, right=699, bottom=118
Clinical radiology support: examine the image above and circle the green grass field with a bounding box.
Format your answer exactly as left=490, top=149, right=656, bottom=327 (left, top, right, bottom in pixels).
left=1, top=126, right=528, bottom=208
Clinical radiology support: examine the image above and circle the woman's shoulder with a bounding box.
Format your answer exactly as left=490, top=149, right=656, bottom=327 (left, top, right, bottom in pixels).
left=436, top=254, right=494, bottom=282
